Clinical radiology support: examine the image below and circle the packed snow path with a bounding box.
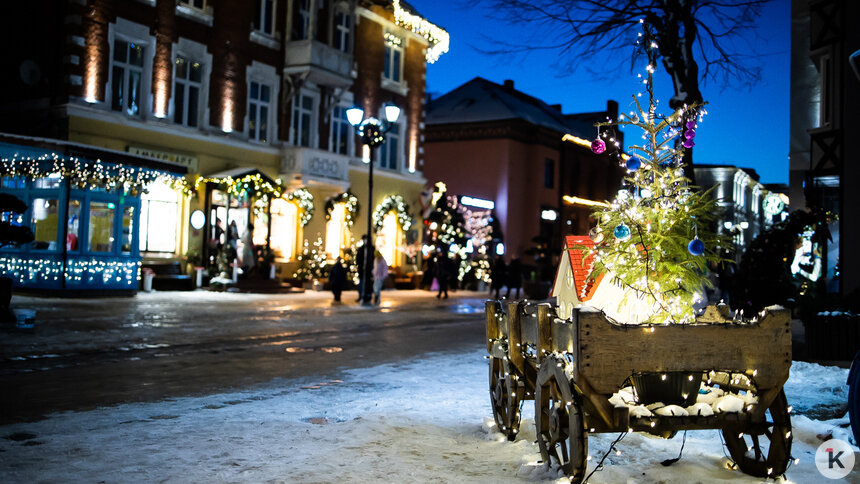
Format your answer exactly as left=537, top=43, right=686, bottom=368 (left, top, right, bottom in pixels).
left=0, top=351, right=855, bottom=482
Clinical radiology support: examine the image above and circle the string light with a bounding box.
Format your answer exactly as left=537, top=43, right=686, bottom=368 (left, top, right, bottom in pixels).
left=392, top=0, right=449, bottom=63
left=372, top=195, right=412, bottom=232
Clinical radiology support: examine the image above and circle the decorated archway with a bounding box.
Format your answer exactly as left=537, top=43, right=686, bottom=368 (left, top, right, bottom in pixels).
left=324, top=191, right=359, bottom=258
left=372, top=195, right=412, bottom=267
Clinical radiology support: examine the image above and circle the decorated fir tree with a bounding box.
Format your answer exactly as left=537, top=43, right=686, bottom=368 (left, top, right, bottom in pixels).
left=586, top=26, right=728, bottom=325
left=293, top=236, right=328, bottom=282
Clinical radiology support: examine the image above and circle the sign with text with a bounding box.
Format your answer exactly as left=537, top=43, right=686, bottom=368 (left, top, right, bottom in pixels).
left=128, top=146, right=198, bottom=172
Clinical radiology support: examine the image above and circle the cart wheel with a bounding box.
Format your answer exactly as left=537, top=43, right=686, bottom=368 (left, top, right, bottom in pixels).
left=722, top=389, right=792, bottom=478
left=489, top=356, right=522, bottom=440
left=535, top=356, right=587, bottom=482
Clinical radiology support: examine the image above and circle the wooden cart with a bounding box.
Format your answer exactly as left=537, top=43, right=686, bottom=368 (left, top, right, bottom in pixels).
left=486, top=300, right=793, bottom=482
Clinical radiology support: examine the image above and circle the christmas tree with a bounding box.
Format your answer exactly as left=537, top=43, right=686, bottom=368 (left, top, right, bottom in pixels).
left=293, top=236, right=328, bottom=282
left=587, top=24, right=728, bottom=325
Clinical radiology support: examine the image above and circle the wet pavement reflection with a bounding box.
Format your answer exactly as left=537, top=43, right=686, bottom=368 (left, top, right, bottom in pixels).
left=1, top=290, right=490, bottom=424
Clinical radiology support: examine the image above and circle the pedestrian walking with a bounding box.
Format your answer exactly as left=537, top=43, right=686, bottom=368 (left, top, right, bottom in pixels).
left=505, top=256, right=523, bottom=299
left=240, top=223, right=256, bottom=275
left=490, top=255, right=507, bottom=299
left=355, top=235, right=372, bottom=302
left=226, top=220, right=239, bottom=250
left=435, top=251, right=452, bottom=299
left=372, top=251, right=389, bottom=305
left=329, top=257, right=347, bottom=303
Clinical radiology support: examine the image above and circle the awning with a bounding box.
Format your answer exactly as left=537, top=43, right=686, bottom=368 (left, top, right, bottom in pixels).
left=205, top=167, right=276, bottom=184
left=0, top=132, right=188, bottom=175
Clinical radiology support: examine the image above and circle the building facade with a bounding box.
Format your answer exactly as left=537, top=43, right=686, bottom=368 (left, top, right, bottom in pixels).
left=693, top=165, right=787, bottom=260
left=789, top=0, right=859, bottom=296
left=423, top=77, right=624, bottom=263
left=0, top=0, right=447, bottom=287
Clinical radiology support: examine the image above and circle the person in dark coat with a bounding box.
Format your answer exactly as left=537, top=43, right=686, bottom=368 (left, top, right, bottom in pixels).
left=355, top=235, right=373, bottom=303
left=434, top=251, right=452, bottom=299
left=329, top=257, right=347, bottom=303
left=490, top=256, right=507, bottom=299
left=505, top=256, right=523, bottom=299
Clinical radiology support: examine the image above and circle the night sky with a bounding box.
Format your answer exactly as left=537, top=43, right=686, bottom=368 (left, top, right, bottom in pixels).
left=411, top=0, right=791, bottom=185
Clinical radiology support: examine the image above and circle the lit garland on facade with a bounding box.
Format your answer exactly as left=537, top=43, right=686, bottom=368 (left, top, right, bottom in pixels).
left=194, top=173, right=284, bottom=201
left=325, top=191, right=360, bottom=227
left=0, top=256, right=139, bottom=288
left=286, top=187, right=315, bottom=226
left=392, top=0, right=449, bottom=63
left=0, top=153, right=186, bottom=195
left=372, top=195, right=412, bottom=232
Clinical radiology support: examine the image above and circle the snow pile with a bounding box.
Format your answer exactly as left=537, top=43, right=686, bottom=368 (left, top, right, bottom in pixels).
left=609, top=380, right=759, bottom=418
left=0, top=352, right=856, bottom=482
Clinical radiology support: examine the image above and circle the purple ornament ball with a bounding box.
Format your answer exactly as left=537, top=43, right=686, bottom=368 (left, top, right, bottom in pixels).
left=683, top=138, right=695, bottom=149
left=686, top=120, right=697, bottom=129
left=685, top=129, right=696, bottom=139
left=591, top=138, right=606, bottom=154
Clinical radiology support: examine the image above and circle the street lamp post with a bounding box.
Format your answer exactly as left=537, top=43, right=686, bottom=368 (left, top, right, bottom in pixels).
left=346, top=103, right=401, bottom=305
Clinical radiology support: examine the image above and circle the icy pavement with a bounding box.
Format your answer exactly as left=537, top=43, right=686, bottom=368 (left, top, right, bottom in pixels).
left=0, top=350, right=856, bottom=483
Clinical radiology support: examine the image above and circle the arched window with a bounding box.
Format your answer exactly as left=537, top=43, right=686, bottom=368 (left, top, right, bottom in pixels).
left=377, top=211, right=401, bottom=267
left=270, top=198, right=299, bottom=260
left=325, top=202, right=347, bottom=258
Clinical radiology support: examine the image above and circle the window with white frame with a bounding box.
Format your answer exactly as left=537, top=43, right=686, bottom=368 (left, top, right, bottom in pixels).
left=111, top=39, right=145, bottom=116
left=334, top=9, right=350, bottom=53
left=379, top=121, right=400, bottom=170
left=173, top=55, right=202, bottom=127
left=292, top=92, right=315, bottom=147
left=248, top=81, right=272, bottom=142
left=139, top=180, right=178, bottom=253
left=383, top=32, right=403, bottom=83
left=254, top=0, right=275, bottom=35
left=296, top=0, right=311, bottom=40
left=330, top=105, right=351, bottom=155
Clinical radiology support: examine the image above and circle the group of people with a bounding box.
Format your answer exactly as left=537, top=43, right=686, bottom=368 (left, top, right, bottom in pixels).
left=489, top=255, right=523, bottom=299
left=328, top=235, right=389, bottom=305
left=211, top=219, right=256, bottom=275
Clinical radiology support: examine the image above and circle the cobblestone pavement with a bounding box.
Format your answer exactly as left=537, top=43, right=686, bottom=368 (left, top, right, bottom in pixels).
left=1, top=289, right=492, bottom=424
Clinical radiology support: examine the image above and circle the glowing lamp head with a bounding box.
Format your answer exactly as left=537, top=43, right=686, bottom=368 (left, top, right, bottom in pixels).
left=383, top=103, right=401, bottom=123
left=346, top=106, right=365, bottom=127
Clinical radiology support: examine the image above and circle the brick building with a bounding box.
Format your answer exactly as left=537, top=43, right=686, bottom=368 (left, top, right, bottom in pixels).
left=0, top=0, right=448, bottom=289
left=423, top=77, right=623, bottom=264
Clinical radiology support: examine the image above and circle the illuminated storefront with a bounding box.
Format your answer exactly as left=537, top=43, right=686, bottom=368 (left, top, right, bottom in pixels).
left=0, top=134, right=186, bottom=292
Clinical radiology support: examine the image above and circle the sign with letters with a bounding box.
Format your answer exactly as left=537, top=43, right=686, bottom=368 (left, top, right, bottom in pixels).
left=128, top=146, right=199, bottom=172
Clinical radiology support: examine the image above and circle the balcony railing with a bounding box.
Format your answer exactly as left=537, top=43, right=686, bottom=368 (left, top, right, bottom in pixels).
left=284, top=40, right=354, bottom=87
left=281, top=146, right=350, bottom=187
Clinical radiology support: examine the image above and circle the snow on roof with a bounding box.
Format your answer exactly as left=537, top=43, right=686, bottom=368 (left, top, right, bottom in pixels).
left=564, top=235, right=601, bottom=301
left=426, top=77, right=594, bottom=137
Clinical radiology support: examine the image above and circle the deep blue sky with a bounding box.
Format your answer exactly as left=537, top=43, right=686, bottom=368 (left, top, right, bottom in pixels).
left=411, top=1, right=791, bottom=185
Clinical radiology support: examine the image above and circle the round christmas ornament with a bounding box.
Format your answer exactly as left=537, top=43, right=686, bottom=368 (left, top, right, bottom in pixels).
left=686, top=120, right=697, bottom=129
left=614, top=223, right=631, bottom=241
left=683, top=138, right=695, bottom=149
left=589, top=226, right=604, bottom=244
left=626, top=157, right=641, bottom=171
left=687, top=237, right=705, bottom=256
left=591, top=138, right=606, bottom=154
left=685, top=129, right=696, bottom=139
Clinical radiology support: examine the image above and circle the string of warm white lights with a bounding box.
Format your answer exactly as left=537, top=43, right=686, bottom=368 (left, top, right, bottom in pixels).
left=372, top=195, right=412, bottom=232
left=286, top=188, right=315, bottom=226
left=325, top=191, right=360, bottom=228
left=392, top=0, right=449, bottom=63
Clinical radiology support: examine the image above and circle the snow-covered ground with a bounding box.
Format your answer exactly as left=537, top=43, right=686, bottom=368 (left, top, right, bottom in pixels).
left=1, top=351, right=856, bottom=483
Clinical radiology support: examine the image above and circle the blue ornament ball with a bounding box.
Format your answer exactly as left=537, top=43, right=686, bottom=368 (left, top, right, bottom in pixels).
left=687, top=238, right=705, bottom=256
left=626, top=158, right=641, bottom=171
left=614, top=223, right=631, bottom=241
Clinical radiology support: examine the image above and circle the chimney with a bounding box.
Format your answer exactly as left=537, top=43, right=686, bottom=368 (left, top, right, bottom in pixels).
left=503, top=79, right=514, bottom=90
left=549, top=104, right=562, bottom=111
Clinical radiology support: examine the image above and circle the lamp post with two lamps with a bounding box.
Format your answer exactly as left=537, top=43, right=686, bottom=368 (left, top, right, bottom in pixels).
left=346, top=103, right=401, bottom=305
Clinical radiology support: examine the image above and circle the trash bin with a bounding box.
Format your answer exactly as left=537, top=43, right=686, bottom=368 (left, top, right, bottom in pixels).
left=142, top=268, right=154, bottom=292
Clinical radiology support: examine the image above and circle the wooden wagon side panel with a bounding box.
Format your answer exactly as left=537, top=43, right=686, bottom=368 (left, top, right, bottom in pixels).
left=575, top=307, right=792, bottom=395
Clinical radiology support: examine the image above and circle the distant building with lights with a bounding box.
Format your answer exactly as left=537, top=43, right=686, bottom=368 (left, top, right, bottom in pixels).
left=0, top=0, right=448, bottom=291
left=423, top=77, right=624, bottom=264
left=789, top=0, right=859, bottom=296
left=693, top=165, right=787, bottom=259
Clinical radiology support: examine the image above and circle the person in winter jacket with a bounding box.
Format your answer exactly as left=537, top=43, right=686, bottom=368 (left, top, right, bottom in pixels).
left=371, top=250, right=389, bottom=305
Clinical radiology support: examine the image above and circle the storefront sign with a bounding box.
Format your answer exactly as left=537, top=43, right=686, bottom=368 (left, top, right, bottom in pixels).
left=128, top=146, right=198, bottom=172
